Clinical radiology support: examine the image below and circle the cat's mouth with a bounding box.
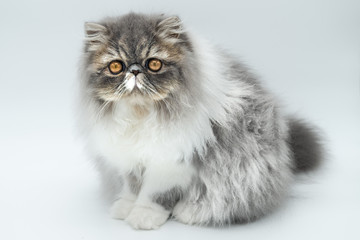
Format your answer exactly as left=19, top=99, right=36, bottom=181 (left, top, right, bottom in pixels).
left=124, top=75, right=142, bottom=92
left=119, top=72, right=147, bottom=97
left=109, top=72, right=168, bottom=101
left=121, top=73, right=165, bottom=100
left=123, top=65, right=146, bottom=94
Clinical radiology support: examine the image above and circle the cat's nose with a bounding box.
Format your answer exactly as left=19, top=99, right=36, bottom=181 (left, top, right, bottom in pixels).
left=131, top=70, right=140, bottom=76
left=129, top=64, right=142, bottom=76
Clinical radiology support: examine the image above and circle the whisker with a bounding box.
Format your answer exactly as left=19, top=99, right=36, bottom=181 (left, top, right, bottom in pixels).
left=96, top=100, right=111, bottom=120
left=142, top=82, right=173, bottom=115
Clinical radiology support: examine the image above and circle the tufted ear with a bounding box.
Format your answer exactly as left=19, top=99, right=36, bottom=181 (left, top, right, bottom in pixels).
left=84, top=22, right=109, bottom=51
left=157, top=16, right=184, bottom=41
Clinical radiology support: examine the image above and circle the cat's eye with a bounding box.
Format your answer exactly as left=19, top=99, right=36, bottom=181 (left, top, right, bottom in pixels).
left=108, top=60, right=124, bottom=75
left=147, top=58, right=162, bottom=72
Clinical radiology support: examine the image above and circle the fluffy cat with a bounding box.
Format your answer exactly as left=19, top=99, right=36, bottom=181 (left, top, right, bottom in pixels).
left=78, top=13, right=323, bottom=230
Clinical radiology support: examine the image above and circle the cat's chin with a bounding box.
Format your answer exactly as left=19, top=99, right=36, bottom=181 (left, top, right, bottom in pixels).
left=118, top=93, right=157, bottom=107
left=99, top=92, right=167, bottom=106
left=98, top=89, right=148, bottom=102
left=121, top=89, right=169, bottom=103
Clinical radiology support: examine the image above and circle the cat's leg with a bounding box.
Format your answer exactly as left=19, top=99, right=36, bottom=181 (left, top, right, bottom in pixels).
left=172, top=181, right=214, bottom=225
left=125, top=161, right=195, bottom=230
left=110, top=171, right=142, bottom=220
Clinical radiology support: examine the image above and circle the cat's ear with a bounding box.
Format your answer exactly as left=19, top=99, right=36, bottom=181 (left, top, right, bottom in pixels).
left=157, top=16, right=184, bottom=41
left=84, top=22, right=109, bottom=51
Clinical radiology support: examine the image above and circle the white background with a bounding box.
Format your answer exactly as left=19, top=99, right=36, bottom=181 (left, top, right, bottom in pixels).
left=0, top=0, right=359, bottom=239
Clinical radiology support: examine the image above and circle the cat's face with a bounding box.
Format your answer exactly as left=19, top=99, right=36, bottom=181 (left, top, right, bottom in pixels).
left=83, top=14, right=192, bottom=104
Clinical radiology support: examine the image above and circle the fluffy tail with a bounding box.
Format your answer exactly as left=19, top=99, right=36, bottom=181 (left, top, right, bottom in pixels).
left=288, top=118, right=324, bottom=173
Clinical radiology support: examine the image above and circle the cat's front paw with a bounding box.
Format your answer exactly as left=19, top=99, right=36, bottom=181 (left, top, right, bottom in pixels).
left=125, top=205, right=170, bottom=230
left=110, top=198, right=135, bottom=220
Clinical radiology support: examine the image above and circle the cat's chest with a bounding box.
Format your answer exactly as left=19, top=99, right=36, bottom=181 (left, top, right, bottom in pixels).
left=89, top=117, right=186, bottom=171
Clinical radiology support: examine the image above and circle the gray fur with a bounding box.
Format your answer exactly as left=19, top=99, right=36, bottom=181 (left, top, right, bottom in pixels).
left=153, top=187, right=183, bottom=211
left=79, top=13, right=324, bottom=227
left=187, top=57, right=288, bottom=224
left=127, top=170, right=143, bottom=196
left=288, top=118, right=324, bottom=172
left=177, top=79, right=294, bottom=224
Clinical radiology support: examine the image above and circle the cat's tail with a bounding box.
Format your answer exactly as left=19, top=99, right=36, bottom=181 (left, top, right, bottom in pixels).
left=287, top=117, right=324, bottom=173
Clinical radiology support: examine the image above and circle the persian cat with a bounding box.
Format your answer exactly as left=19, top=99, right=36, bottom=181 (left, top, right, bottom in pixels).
left=78, top=13, right=323, bottom=230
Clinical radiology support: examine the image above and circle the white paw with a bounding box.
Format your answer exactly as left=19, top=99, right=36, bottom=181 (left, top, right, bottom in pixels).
left=110, top=198, right=135, bottom=220
left=173, top=201, right=195, bottom=224
left=125, top=205, right=170, bottom=230
left=173, top=202, right=209, bottom=225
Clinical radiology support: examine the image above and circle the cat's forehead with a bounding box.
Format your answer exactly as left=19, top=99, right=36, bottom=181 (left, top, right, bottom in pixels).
left=116, top=37, right=171, bottom=62
left=106, top=15, right=157, bottom=57
left=102, top=14, right=182, bottom=62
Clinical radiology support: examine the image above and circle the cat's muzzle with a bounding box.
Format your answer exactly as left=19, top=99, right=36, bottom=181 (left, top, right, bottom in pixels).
left=128, top=64, right=142, bottom=76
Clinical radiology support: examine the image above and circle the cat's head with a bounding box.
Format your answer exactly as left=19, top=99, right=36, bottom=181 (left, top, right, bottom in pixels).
left=82, top=13, right=193, bottom=105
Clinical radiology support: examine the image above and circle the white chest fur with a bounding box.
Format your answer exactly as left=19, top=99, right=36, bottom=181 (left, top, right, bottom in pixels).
left=88, top=101, right=214, bottom=173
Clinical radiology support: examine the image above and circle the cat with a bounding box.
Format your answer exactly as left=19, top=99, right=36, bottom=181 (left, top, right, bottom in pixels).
left=78, top=12, right=323, bottom=230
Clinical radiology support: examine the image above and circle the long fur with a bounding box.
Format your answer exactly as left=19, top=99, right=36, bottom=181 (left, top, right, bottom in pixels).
left=78, top=13, right=323, bottom=229
left=288, top=118, right=324, bottom=173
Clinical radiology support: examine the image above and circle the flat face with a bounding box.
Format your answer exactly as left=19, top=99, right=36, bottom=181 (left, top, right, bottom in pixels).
left=85, top=13, right=192, bottom=102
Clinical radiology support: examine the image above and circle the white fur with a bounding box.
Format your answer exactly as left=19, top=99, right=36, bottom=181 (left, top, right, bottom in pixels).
left=87, top=77, right=216, bottom=172
left=189, top=34, right=255, bottom=125
left=110, top=198, right=135, bottom=219
left=124, top=73, right=136, bottom=91
left=110, top=174, right=137, bottom=219
left=125, top=205, right=169, bottom=230
left=173, top=201, right=208, bottom=225
left=85, top=79, right=205, bottom=229
left=134, top=159, right=195, bottom=206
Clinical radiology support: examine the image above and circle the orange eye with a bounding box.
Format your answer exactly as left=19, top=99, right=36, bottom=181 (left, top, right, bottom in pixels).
left=147, top=58, right=162, bottom=72
left=108, top=60, right=123, bottom=74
